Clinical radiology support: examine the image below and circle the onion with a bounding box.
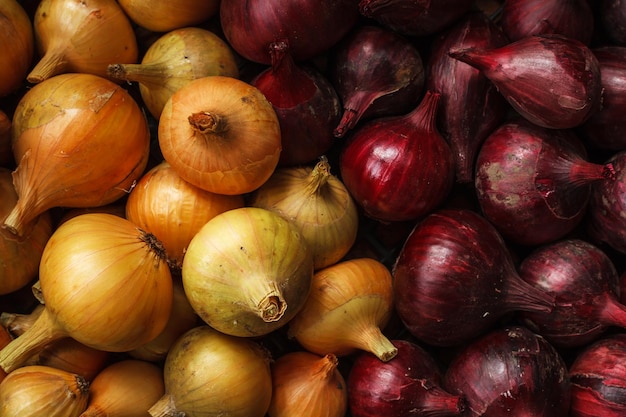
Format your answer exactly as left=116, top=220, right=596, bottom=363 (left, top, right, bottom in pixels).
left=158, top=75, right=281, bottom=195
left=444, top=325, right=571, bottom=416
left=79, top=359, right=165, bottom=417
left=449, top=34, right=602, bottom=129
left=0, top=0, right=34, bottom=96
left=220, top=0, right=359, bottom=65
left=474, top=119, right=616, bottom=247
left=0, top=110, right=12, bottom=168
left=426, top=11, right=509, bottom=183
left=28, top=0, right=138, bottom=84
left=569, top=333, right=626, bottom=416
left=348, top=339, right=465, bottom=417
left=340, top=91, right=454, bottom=222
left=5, top=73, right=150, bottom=237
left=288, top=257, right=398, bottom=362
left=249, top=156, right=359, bottom=270
left=108, top=26, right=240, bottom=120
left=182, top=207, right=313, bottom=337
left=500, top=0, right=595, bottom=44
left=358, top=0, right=475, bottom=37
left=0, top=326, right=10, bottom=383
left=598, top=0, right=626, bottom=45
left=330, top=25, right=425, bottom=138
left=268, top=351, right=347, bottom=417
left=148, top=325, right=272, bottom=417
left=0, top=213, right=173, bottom=373
left=250, top=40, right=341, bottom=167
left=117, top=0, right=219, bottom=32
left=393, top=208, right=556, bottom=347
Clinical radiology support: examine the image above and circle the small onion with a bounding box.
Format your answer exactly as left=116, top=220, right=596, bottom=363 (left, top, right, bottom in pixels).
left=117, top=0, right=220, bottom=33
left=0, top=0, right=34, bottom=96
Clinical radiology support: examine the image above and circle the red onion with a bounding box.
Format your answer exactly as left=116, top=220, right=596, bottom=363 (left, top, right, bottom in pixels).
left=444, top=325, right=571, bottom=417
left=348, top=339, right=465, bottom=417
left=500, top=0, right=595, bottom=44
left=518, top=238, right=626, bottom=348
left=569, top=333, right=626, bottom=416
left=427, top=11, right=509, bottom=183
left=474, top=119, right=616, bottom=247
left=219, top=0, right=359, bottom=65
left=339, top=91, right=454, bottom=222
left=392, top=208, right=555, bottom=347
left=599, top=0, right=626, bottom=45
left=329, top=25, right=425, bottom=138
left=358, top=0, right=475, bottom=37
left=449, top=34, right=602, bottom=129
left=582, top=46, right=626, bottom=151
left=250, top=40, right=341, bottom=167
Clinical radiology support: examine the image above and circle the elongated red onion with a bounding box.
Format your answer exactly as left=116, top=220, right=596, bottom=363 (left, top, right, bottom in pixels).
left=599, top=0, right=626, bottom=45
left=444, top=325, right=571, bottom=417
left=348, top=339, right=465, bottom=417
left=392, top=208, right=555, bottom=347
left=500, top=0, right=595, bottom=44
left=449, top=34, right=602, bottom=129
left=474, top=119, right=616, bottom=247
left=569, top=333, right=626, bottom=416
left=358, top=0, right=475, bottom=37
left=339, top=91, right=454, bottom=222
left=518, top=238, right=626, bottom=348
left=427, top=11, right=509, bottom=183
left=330, top=25, right=425, bottom=138
left=251, top=40, right=341, bottom=167
left=219, top=0, right=359, bottom=65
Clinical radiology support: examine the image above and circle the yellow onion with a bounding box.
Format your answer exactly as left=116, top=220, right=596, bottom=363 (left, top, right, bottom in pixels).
left=288, top=257, right=398, bottom=362
left=0, top=168, right=54, bottom=295
left=158, top=75, right=281, bottom=195
left=0, top=213, right=173, bottom=373
left=182, top=207, right=313, bottom=337
left=0, top=304, right=44, bottom=338
left=5, top=73, right=150, bottom=237
left=79, top=359, right=165, bottom=417
left=117, top=0, right=220, bottom=32
left=0, top=0, right=34, bottom=96
left=125, top=160, right=244, bottom=271
left=28, top=0, right=138, bottom=84
left=148, top=325, right=272, bottom=417
left=0, top=365, right=89, bottom=417
left=268, top=351, right=347, bottom=417
left=250, top=156, right=359, bottom=270
left=108, top=27, right=240, bottom=120
left=0, top=110, right=11, bottom=167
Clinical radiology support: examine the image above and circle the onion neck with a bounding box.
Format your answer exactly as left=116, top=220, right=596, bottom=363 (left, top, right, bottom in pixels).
left=188, top=111, right=227, bottom=135
left=107, top=62, right=173, bottom=87
left=504, top=273, right=556, bottom=314
left=334, top=91, right=380, bottom=138
left=147, top=394, right=184, bottom=417
left=416, top=386, right=466, bottom=417
left=568, top=160, right=616, bottom=186
left=27, top=47, right=69, bottom=84
left=354, top=325, right=398, bottom=362
left=305, top=157, right=331, bottom=195
left=314, top=354, right=339, bottom=380
left=598, top=293, right=626, bottom=329
left=248, top=280, right=287, bottom=323
left=407, top=90, right=440, bottom=132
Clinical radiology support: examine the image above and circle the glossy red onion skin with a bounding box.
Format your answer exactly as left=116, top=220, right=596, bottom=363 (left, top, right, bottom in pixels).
left=569, top=334, right=626, bottom=417
left=358, top=0, right=475, bottom=37
left=449, top=34, right=602, bottom=129
left=330, top=25, right=425, bottom=138
left=474, top=119, right=615, bottom=247
left=427, top=12, right=509, bottom=184
left=348, top=340, right=465, bottom=417
left=582, top=47, right=626, bottom=151
left=444, top=325, right=571, bottom=417
left=251, top=41, right=341, bottom=166
left=518, top=239, right=626, bottom=349
left=219, top=0, right=359, bottom=65
left=339, top=91, right=454, bottom=222
left=599, top=0, right=626, bottom=45
left=392, top=208, right=555, bottom=347
left=501, top=0, right=595, bottom=44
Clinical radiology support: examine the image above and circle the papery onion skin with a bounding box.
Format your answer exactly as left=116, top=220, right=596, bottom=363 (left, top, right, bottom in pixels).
left=0, top=0, right=34, bottom=96
left=6, top=73, right=150, bottom=237
left=117, top=0, right=220, bottom=33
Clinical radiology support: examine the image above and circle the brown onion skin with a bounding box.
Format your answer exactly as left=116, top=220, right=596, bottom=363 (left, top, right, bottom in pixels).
left=0, top=0, right=34, bottom=96
left=444, top=325, right=571, bottom=417
left=427, top=11, right=509, bottom=183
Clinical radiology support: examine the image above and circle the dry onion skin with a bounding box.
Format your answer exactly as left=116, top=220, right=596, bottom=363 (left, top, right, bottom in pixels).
left=148, top=325, right=273, bottom=417
left=108, top=26, right=240, bottom=120
left=250, top=156, right=359, bottom=270
left=117, top=0, right=220, bottom=33
left=0, top=0, right=34, bottom=96
left=158, top=75, right=282, bottom=195
left=0, top=213, right=173, bottom=373
left=5, top=73, right=150, bottom=237
left=125, top=160, right=245, bottom=271
left=28, top=0, right=138, bottom=84
left=182, top=206, right=313, bottom=337
left=288, top=257, right=398, bottom=362
left=0, top=365, right=89, bottom=417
